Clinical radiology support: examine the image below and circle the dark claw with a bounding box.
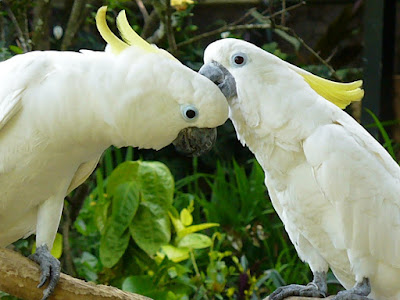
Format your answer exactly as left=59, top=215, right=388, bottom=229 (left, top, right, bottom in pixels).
left=29, top=244, right=61, bottom=300
left=269, top=283, right=326, bottom=300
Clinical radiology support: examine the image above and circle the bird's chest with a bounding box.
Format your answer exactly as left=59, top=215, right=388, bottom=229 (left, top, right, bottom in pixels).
left=0, top=137, right=83, bottom=217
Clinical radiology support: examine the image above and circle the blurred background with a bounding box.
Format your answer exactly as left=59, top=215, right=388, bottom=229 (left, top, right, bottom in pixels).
left=0, top=1, right=398, bottom=299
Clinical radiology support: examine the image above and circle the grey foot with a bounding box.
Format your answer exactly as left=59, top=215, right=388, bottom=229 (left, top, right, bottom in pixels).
left=269, top=283, right=326, bottom=300
left=29, top=245, right=61, bottom=300
left=269, top=271, right=327, bottom=300
left=332, top=278, right=373, bottom=300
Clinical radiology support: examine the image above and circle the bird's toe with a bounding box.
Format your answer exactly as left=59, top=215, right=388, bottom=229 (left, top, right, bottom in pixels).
left=29, top=245, right=61, bottom=300
left=269, top=283, right=326, bottom=300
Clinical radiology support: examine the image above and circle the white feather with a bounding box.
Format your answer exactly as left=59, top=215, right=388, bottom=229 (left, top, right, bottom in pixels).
left=0, top=47, right=228, bottom=251
left=204, top=38, right=400, bottom=300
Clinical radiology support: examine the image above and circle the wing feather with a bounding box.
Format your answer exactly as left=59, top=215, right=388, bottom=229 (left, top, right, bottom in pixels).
left=303, top=115, right=400, bottom=269
left=67, top=157, right=101, bottom=194
left=0, top=52, right=52, bottom=132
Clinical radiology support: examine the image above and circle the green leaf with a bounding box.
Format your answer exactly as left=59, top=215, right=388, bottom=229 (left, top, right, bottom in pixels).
left=122, top=275, right=173, bottom=299
left=138, top=161, right=174, bottom=207
left=9, top=45, right=23, bottom=54
left=365, top=108, right=396, bottom=159
left=107, top=161, right=174, bottom=209
left=51, top=233, right=63, bottom=259
left=160, top=245, right=190, bottom=262
left=100, top=228, right=130, bottom=268
left=177, top=233, right=212, bottom=249
left=31, top=233, right=63, bottom=259
left=110, top=182, right=140, bottom=226
left=180, top=208, right=193, bottom=226
left=129, top=202, right=171, bottom=256
left=177, top=223, right=219, bottom=239
left=99, top=183, right=139, bottom=268
left=122, top=275, right=156, bottom=294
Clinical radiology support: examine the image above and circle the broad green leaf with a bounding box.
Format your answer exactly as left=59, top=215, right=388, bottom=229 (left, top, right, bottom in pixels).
left=94, top=198, right=110, bottom=234
left=177, top=223, right=219, bottom=239
left=107, top=161, right=140, bottom=196
left=122, top=275, right=174, bottom=299
left=180, top=208, right=193, bottom=226
left=129, top=202, right=171, bottom=256
left=138, top=161, right=174, bottom=207
left=99, top=184, right=139, bottom=268
left=110, top=182, right=140, bottom=228
left=122, top=275, right=156, bottom=294
left=177, top=233, right=212, bottom=249
left=107, top=161, right=174, bottom=209
left=100, top=228, right=130, bottom=268
left=160, top=245, right=190, bottom=262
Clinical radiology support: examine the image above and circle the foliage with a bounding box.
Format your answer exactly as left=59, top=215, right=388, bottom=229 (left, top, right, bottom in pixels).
left=0, top=0, right=380, bottom=299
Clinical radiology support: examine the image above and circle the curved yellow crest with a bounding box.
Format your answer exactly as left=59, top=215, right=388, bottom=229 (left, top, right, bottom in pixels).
left=116, top=10, right=159, bottom=54
left=285, top=62, right=364, bottom=109
left=96, top=6, right=129, bottom=54
left=301, top=74, right=364, bottom=109
left=96, top=6, right=169, bottom=57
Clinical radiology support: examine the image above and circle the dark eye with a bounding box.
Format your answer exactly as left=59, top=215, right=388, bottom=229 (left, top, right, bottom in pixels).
left=181, top=105, right=198, bottom=121
left=234, top=56, right=244, bottom=65
left=231, top=52, right=248, bottom=67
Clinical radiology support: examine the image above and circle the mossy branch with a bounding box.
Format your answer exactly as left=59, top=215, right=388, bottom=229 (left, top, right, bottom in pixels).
left=0, top=248, right=151, bottom=300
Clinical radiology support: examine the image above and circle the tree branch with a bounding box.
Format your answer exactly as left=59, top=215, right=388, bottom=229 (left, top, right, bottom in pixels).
left=1, top=0, right=30, bottom=52
left=165, top=0, right=177, bottom=54
left=61, top=0, right=98, bottom=50
left=176, top=2, right=305, bottom=48
left=135, top=0, right=150, bottom=22
left=275, top=25, right=340, bottom=80
left=0, top=248, right=151, bottom=300
left=31, top=0, right=52, bottom=50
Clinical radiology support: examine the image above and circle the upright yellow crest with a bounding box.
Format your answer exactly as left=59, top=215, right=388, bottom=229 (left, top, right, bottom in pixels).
left=96, top=6, right=173, bottom=59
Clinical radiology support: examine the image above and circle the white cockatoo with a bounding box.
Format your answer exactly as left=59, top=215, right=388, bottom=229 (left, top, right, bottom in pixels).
left=0, top=7, right=228, bottom=299
left=199, top=38, right=400, bottom=300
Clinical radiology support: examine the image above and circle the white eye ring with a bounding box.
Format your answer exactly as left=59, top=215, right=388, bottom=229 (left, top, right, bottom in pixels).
left=181, top=105, right=199, bottom=122
left=231, top=52, right=248, bottom=67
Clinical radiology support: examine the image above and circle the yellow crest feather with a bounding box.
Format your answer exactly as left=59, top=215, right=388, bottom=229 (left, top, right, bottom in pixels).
left=96, top=6, right=129, bottom=54
left=116, top=10, right=159, bottom=54
left=301, top=74, right=364, bottom=109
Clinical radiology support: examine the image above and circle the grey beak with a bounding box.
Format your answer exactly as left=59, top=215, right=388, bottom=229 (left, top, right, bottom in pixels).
left=199, top=61, right=237, bottom=99
left=173, top=61, right=235, bottom=157
left=173, top=127, right=217, bottom=157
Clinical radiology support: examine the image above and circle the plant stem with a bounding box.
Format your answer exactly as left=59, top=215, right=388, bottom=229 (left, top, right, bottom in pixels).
left=190, top=249, right=201, bottom=277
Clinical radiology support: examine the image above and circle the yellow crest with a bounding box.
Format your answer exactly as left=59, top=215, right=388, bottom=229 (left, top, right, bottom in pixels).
left=285, top=62, right=364, bottom=109
left=96, top=6, right=171, bottom=58
left=301, top=74, right=364, bottom=109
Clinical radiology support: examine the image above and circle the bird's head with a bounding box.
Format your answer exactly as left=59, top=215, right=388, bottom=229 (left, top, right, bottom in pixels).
left=95, top=7, right=228, bottom=156
left=199, top=38, right=364, bottom=111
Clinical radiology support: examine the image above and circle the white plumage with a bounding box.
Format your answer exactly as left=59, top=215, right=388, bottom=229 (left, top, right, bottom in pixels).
left=0, top=8, right=228, bottom=299
left=201, top=38, right=400, bottom=300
